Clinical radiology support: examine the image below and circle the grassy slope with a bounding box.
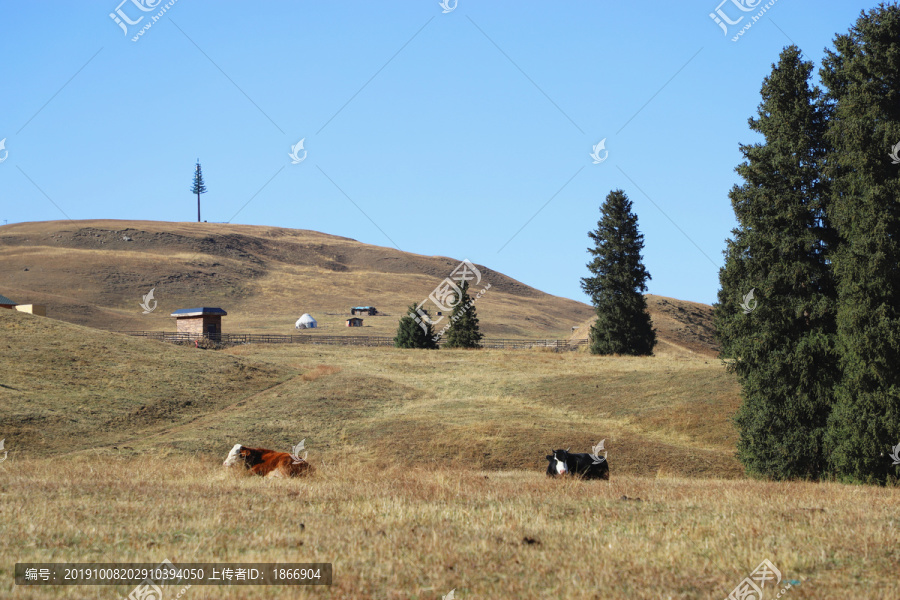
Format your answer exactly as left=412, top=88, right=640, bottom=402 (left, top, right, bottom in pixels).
left=0, top=309, right=288, bottom=457
left=0, top=219, right=595, bottom=339
left=0, top=307, right=737, bottom=477
left=570, top=294, right=720, bottom=357
left=3, top=305, right=899, bottom=599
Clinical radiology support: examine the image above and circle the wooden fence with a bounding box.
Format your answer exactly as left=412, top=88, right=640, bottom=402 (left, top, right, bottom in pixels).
left=119, top=331, right=588, bottom=351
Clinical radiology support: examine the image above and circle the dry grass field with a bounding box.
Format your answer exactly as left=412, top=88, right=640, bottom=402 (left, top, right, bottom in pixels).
left=4, top=457, right=899, bottom=600
left=2, top=244, right=899, bottom=598
left=0, top=309, right=737, bottom=476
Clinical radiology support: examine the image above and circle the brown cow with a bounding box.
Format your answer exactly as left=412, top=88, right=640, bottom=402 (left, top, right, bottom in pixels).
left=223, top=444, right=315, bottom=478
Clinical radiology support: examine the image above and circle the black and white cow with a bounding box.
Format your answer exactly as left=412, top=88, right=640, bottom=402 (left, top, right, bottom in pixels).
left=546, top=448, right=610, bottom=480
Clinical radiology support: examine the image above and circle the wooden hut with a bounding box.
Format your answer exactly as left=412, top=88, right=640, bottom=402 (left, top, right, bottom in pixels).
left=351, top=306, right=377, bottom=316
left=346, top=317, right=364, bottom=327
left=171, top=307, right=227, bottom=339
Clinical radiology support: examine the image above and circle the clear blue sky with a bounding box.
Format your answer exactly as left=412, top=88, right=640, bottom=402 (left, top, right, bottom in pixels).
left=0, top=1, right=880, bottom=305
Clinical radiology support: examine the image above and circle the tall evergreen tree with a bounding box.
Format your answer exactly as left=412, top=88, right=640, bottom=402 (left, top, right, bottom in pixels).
left=443, top=282, right=483, bottom=349
left=714, top=46, right=837, bottom=480
left=394, top=303, right=440, bottom=349
left=820, top=4, right=900, bottom=484
left=191, top=160, right=207, bottom=222
left=581, top=189, right=656, bottom=356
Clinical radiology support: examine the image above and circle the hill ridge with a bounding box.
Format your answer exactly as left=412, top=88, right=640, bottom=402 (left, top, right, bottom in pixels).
left=0, top=219, right=716, bottom=351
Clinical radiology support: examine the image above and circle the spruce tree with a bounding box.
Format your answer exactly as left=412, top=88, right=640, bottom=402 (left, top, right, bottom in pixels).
left=443, top=282, right=483, bottom=349
left=191, top=160, right=207, bottom=222
left=714, top=46, right=837, bottom=480
left=580, top=189, right=655, bottom=356
left=820, top=4, right=900, bottom=483
left=394, top=303, right=439, bottom=349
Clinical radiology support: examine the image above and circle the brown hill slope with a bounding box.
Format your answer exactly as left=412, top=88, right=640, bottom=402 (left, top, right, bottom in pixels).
left=0, top=308, right=287, bottom=457
left=0, top=220, right=719, bottom=350
left=0, top=306, right=741, bottom=480
left=570, top=294, right=719, bottom=357
left=0, top=220, right=593, bottom=338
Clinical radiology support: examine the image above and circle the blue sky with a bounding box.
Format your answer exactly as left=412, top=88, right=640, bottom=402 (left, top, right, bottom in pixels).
left=0, top=1, right=880, bottom=305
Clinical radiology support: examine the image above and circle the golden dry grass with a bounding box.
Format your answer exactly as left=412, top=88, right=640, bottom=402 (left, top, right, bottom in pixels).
left=299, top=365, right=343, bottom=382
left=0, top=219, right=595, bottom=339
left=1, top=307, right=737, bottom=477
left=3, top=296, right=898, bottom=598
left=2, top=456, right=898, bottom=599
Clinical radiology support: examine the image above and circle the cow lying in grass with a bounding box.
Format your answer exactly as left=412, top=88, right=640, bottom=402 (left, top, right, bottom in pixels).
left=546, top=443, right=609, bottom=480
left=223, top=444, right=315, bottom=478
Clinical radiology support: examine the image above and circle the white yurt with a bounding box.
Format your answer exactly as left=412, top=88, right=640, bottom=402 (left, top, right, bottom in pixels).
left=295, top=313, right=317, bottom=329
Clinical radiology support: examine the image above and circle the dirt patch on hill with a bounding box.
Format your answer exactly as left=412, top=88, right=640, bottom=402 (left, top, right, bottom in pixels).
left=570, top=294, right=718, bottom=357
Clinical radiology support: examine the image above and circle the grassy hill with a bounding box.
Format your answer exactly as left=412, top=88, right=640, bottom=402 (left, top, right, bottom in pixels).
left=0, top=220, right=720, bottom=353
left=0, top=219, right=595, bottom=338
left=0, top=308, right=288, bottom=457
left=0, top=303, right=736, bottom=477
left=3, top=308, right=898, bottom=599
left=570, top=294, right=719, bottom=357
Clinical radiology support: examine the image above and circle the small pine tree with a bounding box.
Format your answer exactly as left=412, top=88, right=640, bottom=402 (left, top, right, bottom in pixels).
left=394, top=303, right=439, bottom=349
left=581, top=189, right=656, bottom=356
left=443, top=282, right=483, bottom=349
left=191, top=160, right=208, bottom=222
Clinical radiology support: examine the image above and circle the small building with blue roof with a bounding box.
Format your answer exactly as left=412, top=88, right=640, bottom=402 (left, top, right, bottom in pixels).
left=0, top=293, right=17, bottom=309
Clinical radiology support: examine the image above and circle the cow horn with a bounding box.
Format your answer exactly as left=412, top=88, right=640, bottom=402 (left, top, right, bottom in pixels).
left=565, top=447, right=570, bottom=452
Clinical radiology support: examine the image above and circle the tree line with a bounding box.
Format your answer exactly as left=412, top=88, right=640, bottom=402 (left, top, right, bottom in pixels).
left=716, top=4, right=900, bottom=484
